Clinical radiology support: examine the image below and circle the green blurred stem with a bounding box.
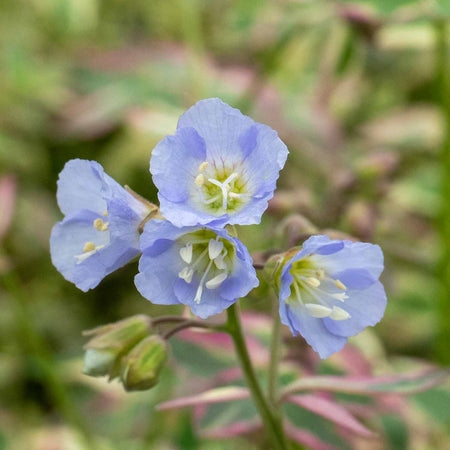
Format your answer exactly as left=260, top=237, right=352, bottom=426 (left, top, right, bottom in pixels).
left=226, top=303, right=289, bottom=450
left=2, top=271, right=96, bottom=449
left=268, top=295, right=282, bottom=406
left=162, top=319, right=226, bottom=339
left=435, top=20, right=450, bottom=364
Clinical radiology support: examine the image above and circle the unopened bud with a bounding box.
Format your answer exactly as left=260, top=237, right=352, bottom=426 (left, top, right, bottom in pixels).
left=263, top=249, right=299, bottom=289
left=83, top=315, right=152, bottom=379
left=120, top=335, right=168, bottom=391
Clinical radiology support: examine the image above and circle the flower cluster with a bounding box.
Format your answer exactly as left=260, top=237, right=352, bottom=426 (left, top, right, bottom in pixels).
left=51, top=98, right=386, bottom=359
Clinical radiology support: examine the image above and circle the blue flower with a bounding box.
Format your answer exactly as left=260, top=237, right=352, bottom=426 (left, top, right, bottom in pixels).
left=277, top=235, right=387, bottom=359
left=150, top=98, right=288, bottom=227
left=135, top=220, right=259, bottom=319
left=50, top=159, right=154, bottom=292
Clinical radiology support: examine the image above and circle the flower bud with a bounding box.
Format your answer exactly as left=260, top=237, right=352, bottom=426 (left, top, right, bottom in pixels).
left=120, top=335, right=168, bottom=391
left=82, top=315, right=152, bottom=379
left=263, top=249, right=298, bottom=289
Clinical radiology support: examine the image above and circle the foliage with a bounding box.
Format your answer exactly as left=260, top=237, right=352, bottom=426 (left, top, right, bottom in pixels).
left=1, top=0, right=449, bottom=448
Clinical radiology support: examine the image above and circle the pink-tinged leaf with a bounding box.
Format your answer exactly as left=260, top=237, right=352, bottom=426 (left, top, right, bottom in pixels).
left=213, top=367, right=242, bottom=384
left=333, top=345, right=372, bottom=376
left=0, top=175, right=17, bottom=241
left=156, top=386, right=250, bottom=411
left=287, top=394, right=376, bottom=438
left=284, top=421, right=339, bottom=450
left=177, top=329, right=269, bottom=364
left=282, top=369, right=450, bottom=397
left=201, top=420, right=262, bottom=439
left=177, top=329, right=235, bottom=352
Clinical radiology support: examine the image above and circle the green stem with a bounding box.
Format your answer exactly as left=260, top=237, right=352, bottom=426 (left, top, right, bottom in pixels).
left=268, top=296, right=282, bottom=406
left=435, top=20, right=450, bottom=364
left=226, top=303, right=289, bottom=450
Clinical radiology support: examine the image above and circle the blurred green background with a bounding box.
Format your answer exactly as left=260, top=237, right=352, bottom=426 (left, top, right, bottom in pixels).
left=1, top=0, right=450, bottom=448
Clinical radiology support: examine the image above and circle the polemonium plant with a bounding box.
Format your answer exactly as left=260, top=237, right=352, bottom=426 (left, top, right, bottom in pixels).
left=273, top=235, right=387, bottom=359
left=47, top=99, right=413, bottom=450
left=135, top=220, right=259, bottom=319
left=50, top=159, right=157, bottom=291
left=150, top=98, right=289, bottom=227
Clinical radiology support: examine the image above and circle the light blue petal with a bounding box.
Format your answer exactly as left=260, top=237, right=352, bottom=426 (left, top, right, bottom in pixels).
left=151, top=127, right=206, bottom=203
left=279, top=302, right=347, bottom=359
left=158, top=193, right=228, bottom=228
left=177, top=98, right=255, bottom=162
left=334, top=268, right=376, bottom=290
left=135, top=247, right=183, bottom=306
left=174, top=277, right=235, bottom=319
left=323, top=281, right=387, bottom=337
left=106, top=198, right=143, bottom=249
left=152, top=98, right=288, bottom=227
left=219, top=239, right=259, bottom=300
left=139, top=220, right=195, bottom=251
left=241, top=123, right=288, bottom=195
left=50, top=210, right=139, bottom=291
left=56, top=159, right=107, bottom=215
left=321, top=241, right=384, bottom=280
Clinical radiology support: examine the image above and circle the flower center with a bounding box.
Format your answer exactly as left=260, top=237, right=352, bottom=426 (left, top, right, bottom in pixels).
left=74, top=213, right=109, bottom=264
left=194, top=161, right=250, bottom=214
left=177, top=230, right=233, bottom=304
left=288, top=257, right=351, bottom=321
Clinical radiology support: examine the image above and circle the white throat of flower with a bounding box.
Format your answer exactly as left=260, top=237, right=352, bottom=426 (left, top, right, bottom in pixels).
left=289, top=260, right=351, bottom=321
left=178, top=236, right=229, bottom=304
left=74, top=212, right=109, bottom=264
left=194, top=160, right=250, bottom=213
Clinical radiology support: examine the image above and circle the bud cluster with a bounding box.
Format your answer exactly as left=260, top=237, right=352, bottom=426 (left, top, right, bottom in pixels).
left=82, top=315, right=168, bottom=391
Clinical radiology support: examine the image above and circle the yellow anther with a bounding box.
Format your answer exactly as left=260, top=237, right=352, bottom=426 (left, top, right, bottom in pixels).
left=316, top=269, right=325, bottom=280
left=195, top=174, right=205, bottom=187
left=94, top=218, right=109, bottom=231
left=334, top=279, right=347, bottom=290
left=198, top=161, right=209, bottom=173
left=306, top=277, right=321, bottom=287
left=102, top=211, right=108, bottom=217
left=83, top=242, right=96, bottom=253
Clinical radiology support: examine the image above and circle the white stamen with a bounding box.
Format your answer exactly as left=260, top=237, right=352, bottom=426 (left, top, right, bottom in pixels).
left=306, top=277, right=321, bottom=287
left=195, top=174, right=205, bottom=187
left=194, top=284, right=203, bottom=304
left=330, top=292, right=349, bottom=302
left=214, top=256, right=227, bottom=270
left=179, top=243, right=193, bottom=264
left=178, top=267, right=194, bottom=283
left=208, top=239, right=223, bottom=260
left=198, top=161, right=209, bottom=173
left=201, top=194, right=221, bottom=205
left=329, top=306, right=351, bottom=321
left=75, top=244, right=105, bottom=264
left=228, top=192, right=250, bottom=199
left=305, top=304, right=332, bottom=318
left=194, top=259, right=214, bottom=303
left=206, top=272, right=228, bottom=289
left=334, top=279, right=347, bottom=290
